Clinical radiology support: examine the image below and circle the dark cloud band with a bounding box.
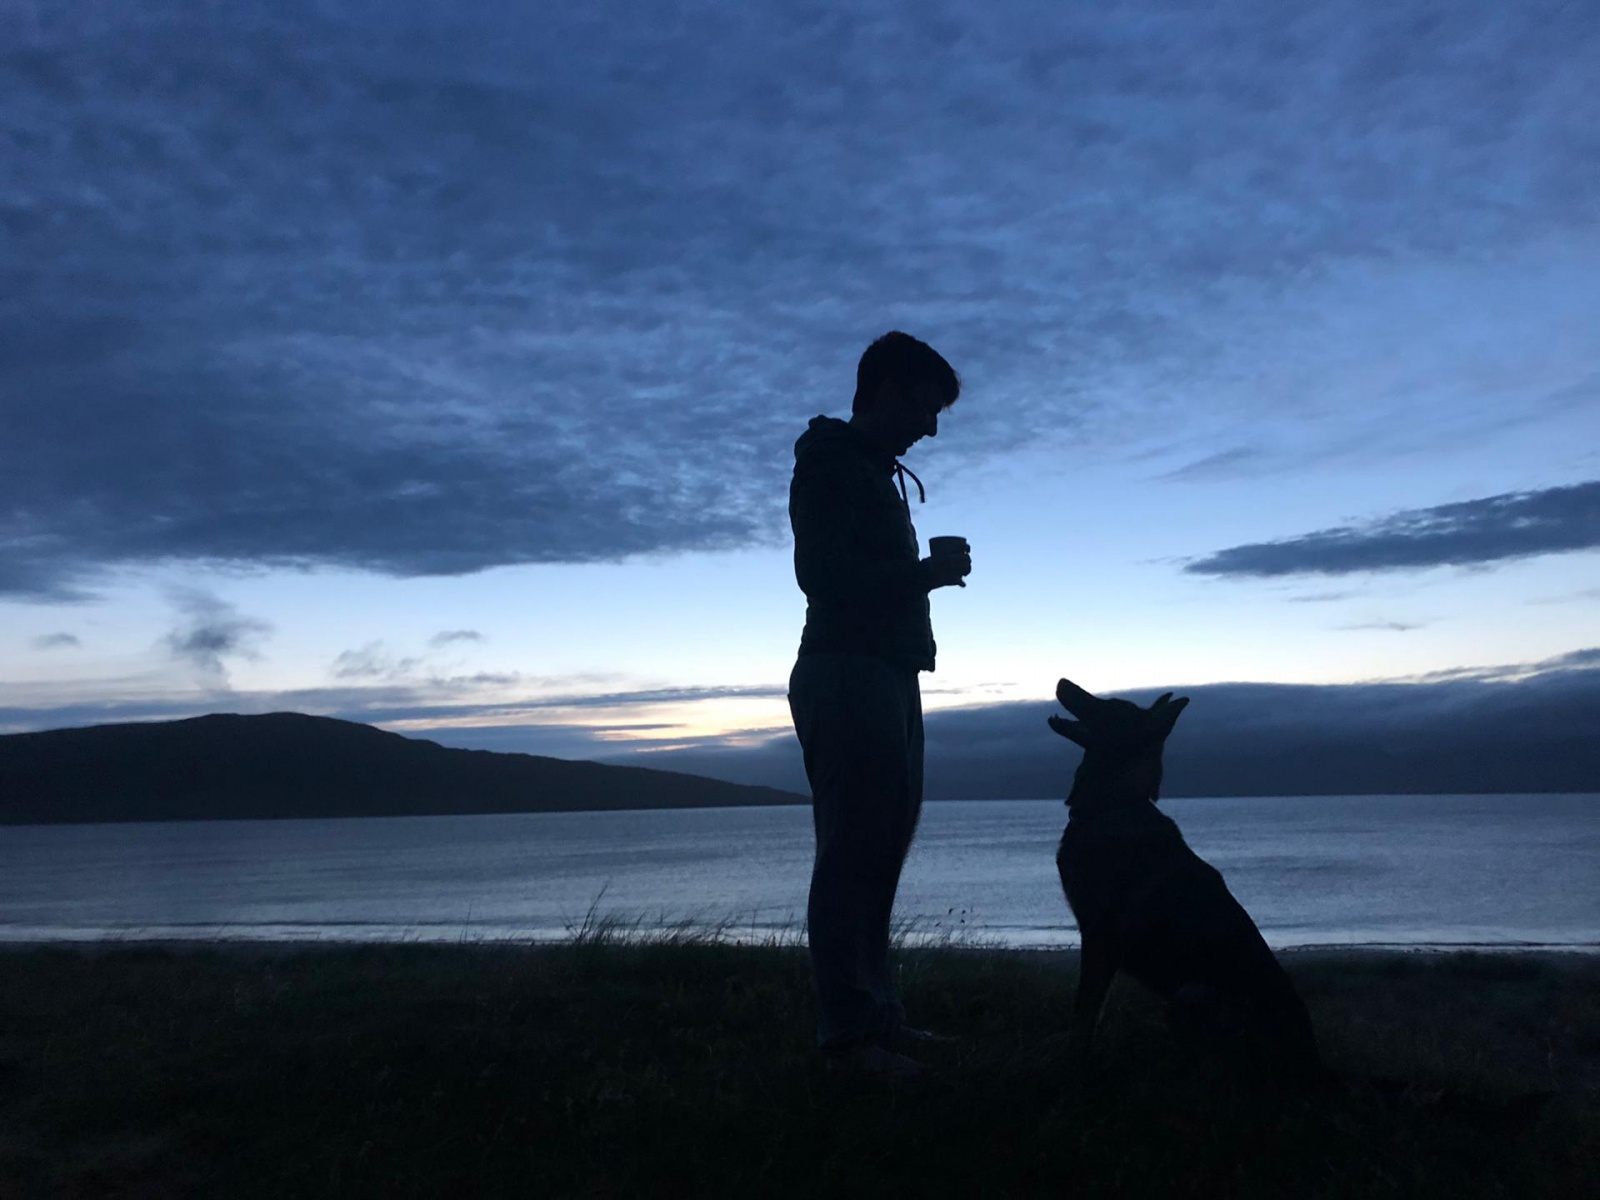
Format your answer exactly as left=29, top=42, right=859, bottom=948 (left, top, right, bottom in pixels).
left=1187, top=480, right=1600, bottom=578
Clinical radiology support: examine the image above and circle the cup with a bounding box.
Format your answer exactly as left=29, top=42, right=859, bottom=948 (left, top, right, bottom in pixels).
left=927, top=536, right=970, bottom=587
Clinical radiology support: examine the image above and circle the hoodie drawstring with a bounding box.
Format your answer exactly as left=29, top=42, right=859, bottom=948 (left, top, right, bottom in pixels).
left=894, top=460, right=926, bottom=506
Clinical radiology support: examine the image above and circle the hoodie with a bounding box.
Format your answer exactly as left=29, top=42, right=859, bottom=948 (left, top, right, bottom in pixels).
left=789, top=415, right=936, bottom=672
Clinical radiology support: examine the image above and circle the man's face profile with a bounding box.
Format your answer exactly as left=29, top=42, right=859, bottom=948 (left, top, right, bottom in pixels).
left=879, top=382, right=942, bottom=456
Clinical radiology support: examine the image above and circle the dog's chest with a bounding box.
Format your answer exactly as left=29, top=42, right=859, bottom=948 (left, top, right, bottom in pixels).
left=1057, top=803, right=1194, bottom=913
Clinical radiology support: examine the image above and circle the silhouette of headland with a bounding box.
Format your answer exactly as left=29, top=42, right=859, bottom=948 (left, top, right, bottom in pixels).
left=0, top=713, right=807, bottom=825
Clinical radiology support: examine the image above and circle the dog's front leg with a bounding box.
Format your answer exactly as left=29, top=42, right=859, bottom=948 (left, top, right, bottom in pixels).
left=1066, top=937, right=1115, bottom=1069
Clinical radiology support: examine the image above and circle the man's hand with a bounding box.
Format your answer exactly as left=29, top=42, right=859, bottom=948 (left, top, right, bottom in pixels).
left=920, top=550, right=972, bottom=591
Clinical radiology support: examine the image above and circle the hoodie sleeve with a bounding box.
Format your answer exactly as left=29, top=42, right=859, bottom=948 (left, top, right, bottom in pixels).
left=789, top=448, right=925, bottom=606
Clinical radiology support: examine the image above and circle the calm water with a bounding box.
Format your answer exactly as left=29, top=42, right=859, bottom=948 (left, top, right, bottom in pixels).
left=1, top=795, right=1596, bottom=949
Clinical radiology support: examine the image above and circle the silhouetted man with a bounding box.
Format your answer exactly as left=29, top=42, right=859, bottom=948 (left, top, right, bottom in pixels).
left=787, top=331, right=970, bottom=1077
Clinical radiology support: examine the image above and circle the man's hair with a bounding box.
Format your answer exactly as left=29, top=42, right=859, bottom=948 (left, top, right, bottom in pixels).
left=852, top=331, right=961, bottom=415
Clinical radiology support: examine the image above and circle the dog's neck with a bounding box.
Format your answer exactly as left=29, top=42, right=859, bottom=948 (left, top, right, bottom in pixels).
left=1065, top=751, right=1162, bottom=814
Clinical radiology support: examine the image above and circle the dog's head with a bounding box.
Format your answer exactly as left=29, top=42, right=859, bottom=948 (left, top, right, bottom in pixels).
left=1049, top=678, right=1189, bottom=804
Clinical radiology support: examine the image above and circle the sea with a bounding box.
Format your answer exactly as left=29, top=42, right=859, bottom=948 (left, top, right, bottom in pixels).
left=0, top=794, right=1596, bottom=950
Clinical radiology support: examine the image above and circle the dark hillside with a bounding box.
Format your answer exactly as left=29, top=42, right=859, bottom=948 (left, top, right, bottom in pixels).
left=0, top=712, right=806, bottom=824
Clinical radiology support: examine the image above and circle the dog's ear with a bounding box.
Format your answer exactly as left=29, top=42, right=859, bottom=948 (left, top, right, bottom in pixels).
left=1152, top=694, right=1190, bottom=736
left=1055, top=678, right=1100, bottom=718
left=1048, top=715, right=1091, bottom=747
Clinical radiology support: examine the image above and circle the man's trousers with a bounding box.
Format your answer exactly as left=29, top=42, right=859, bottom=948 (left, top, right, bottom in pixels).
left=787, top=651, right=924, bottom=1049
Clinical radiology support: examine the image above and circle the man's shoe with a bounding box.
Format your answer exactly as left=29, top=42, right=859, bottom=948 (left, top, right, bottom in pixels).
left=887, top=1025, right=959, bottom=1049
left=823, top=1041, right=930, bottom=1082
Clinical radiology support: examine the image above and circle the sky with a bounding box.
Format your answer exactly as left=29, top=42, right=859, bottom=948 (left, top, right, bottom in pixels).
left=3, top=1, right=1598, bottom=792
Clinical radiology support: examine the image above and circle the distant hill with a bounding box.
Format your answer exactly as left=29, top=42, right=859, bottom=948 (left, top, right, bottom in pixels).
left=0, top=713, right=807, bottom=825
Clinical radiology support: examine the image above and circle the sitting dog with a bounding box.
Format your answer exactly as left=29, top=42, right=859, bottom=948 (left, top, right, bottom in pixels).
left=1050, top=678, right=1323, bottom=1081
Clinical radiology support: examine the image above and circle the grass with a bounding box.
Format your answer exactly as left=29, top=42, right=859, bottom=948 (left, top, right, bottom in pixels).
left=0, top=940, right=1596, bottom=1197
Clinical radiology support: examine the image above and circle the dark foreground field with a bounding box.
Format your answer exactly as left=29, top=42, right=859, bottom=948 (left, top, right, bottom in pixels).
left=1, top=940, right=1596, bottom=1198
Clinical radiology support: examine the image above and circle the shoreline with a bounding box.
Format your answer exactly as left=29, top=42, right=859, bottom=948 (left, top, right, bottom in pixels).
left=2, top=935, right=1597, bottom=960
left=3, top=790, right=1597, bottom=828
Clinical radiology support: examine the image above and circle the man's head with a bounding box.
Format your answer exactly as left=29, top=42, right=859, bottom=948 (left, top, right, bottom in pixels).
left=850, top=331, right=960, bottom=457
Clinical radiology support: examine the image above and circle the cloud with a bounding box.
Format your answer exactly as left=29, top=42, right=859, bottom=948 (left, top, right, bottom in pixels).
left=1408, top=646, right=1600, bottom=683
left=406, top=722, right=684, bottom=762
left=323, top=681, right=789, bottom=726
left=1544, top=647, right=1600, bottom=670
left=161, top=589, right=272, bottom=680
left=331, top=642, right=421, bottom=681
left=1530, top=586, right=1600, bottom=606
left=30, top=632, right=81, bottom=650
left=452, top=671, right=519, bottom=687
left=429, top=629, right=484, bottom=648
left=1186, top=480, right=1600, bottom=578
left=3, top=2, right=1598, bottom=594
left=0, top=678, right=788, bottom=738
left=1336, top=620, right=1426, bottom=632
left=1159, top=446, right=1270, bottom=483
